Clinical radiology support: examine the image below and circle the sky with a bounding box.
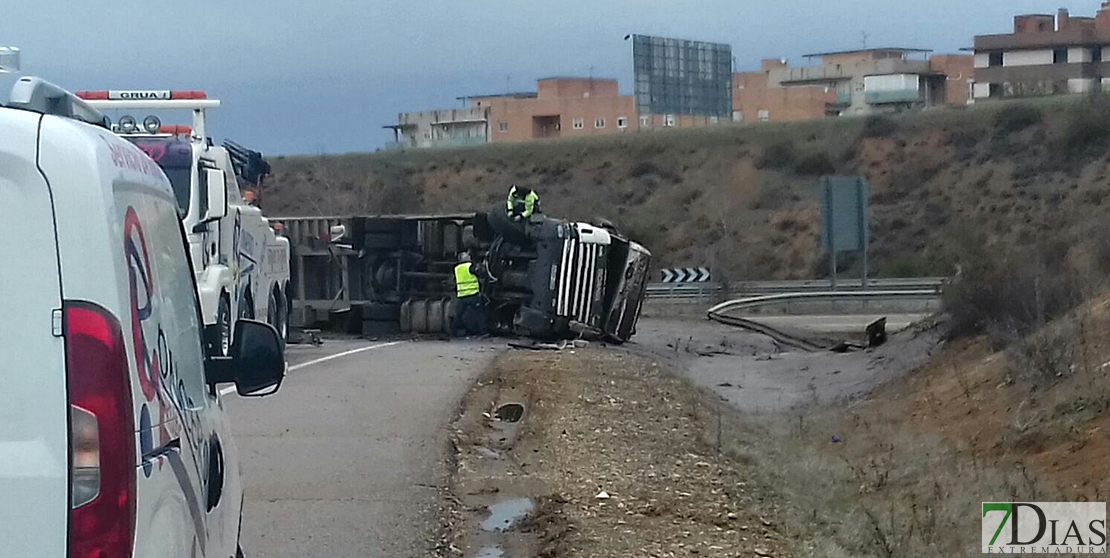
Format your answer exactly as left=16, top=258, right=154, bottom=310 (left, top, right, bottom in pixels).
left=2, top=0, right=1104, bottom=155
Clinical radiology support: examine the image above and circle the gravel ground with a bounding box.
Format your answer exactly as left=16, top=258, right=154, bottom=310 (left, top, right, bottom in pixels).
left=443, top=348, right=790, bottom=558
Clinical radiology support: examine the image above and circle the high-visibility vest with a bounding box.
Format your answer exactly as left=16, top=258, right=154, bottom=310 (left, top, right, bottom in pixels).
left=506, top=186, right=539, bottom=219
left=454, top=263, right=480, bottom=298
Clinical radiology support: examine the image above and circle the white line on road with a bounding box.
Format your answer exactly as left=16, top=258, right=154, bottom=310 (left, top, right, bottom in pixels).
left=219, top=341, right=404, bottom=395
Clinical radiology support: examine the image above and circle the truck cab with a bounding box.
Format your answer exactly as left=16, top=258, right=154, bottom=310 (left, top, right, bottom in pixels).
left=76, top=90, right=291, bottom=353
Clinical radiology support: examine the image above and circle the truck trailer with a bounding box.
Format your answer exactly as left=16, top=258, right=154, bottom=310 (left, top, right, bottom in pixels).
left=278, top=208, right=651, bottom=343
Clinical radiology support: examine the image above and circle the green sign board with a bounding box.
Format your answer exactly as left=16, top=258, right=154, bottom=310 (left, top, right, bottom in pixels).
left=819, top=176, right=869, bottom=287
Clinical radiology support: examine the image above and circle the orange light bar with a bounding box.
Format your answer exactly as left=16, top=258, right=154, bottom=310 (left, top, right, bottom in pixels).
left=74, top=90, right=208, bottom=101
left=157, top=125, right=193, bottom=135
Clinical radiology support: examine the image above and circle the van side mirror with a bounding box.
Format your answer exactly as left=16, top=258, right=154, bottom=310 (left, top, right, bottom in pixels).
left=203, top=168, right=228, bottom=222
left=206, top=320, right=285, bottom=397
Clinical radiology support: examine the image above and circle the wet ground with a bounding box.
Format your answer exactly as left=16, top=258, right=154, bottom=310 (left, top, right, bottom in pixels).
left=630, top=316, right=942, bottom=412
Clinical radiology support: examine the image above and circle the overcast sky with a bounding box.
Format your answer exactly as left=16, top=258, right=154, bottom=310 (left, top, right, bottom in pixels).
left=3, top=0, right=1102, bottom=154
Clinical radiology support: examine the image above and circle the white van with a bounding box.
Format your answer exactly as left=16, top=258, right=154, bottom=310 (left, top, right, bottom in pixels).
left=0, top=76, right=285, bottom=557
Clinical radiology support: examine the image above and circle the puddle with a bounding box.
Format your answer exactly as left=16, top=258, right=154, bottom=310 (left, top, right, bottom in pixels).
left=480, top=497, right=535, bottom=532
left=495, top=403, right=525, bottom=423
left=474, top=547, right=504, bottom=558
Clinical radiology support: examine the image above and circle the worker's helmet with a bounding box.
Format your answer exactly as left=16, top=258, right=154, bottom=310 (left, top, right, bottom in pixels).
left=516, top=186, right=533, bottom=197
left=459, top=252, right=472, bottom=263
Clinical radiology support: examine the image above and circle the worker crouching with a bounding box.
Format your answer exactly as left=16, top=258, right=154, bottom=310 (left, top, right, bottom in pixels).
left=453, top=252, right=488, bottom=337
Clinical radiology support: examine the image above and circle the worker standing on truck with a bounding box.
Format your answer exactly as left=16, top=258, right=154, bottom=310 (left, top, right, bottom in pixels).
left=506, top=185, right=540, bottom=221
left=453, top=252, right=487, bottom=336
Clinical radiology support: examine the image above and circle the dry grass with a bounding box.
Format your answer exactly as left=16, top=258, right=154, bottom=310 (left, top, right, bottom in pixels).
left=265, top=95, right=1110, bottom=281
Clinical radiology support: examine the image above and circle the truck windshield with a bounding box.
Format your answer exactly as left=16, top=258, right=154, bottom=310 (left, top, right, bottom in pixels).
left=162, top=166, right=192, bottom=214
left=128, top=138, right=194, bottom=215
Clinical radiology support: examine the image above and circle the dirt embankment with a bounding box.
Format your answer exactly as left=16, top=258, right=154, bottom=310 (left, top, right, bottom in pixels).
left=442, top=349, right=790, bottom=558
left=265, top=97, right=1110, bottom=282
left=438, top=296, right=1110, bottom=557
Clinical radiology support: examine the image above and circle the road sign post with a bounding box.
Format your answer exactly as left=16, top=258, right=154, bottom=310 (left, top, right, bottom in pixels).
left=819, top=177, right=869, bottom=290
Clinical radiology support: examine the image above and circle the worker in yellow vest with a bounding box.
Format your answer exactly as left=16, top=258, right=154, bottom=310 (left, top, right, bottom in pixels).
left=452, top=252, right=487, bottom=336
left=506, top=185, right=540, bottom=221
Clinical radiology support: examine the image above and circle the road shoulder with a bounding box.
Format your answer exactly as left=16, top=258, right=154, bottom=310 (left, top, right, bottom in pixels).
left=439, top=348, right=790, bottom=558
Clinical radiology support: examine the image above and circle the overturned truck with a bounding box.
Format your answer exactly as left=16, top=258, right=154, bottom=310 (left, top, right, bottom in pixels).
left=276, top=208, right=651, bottom=343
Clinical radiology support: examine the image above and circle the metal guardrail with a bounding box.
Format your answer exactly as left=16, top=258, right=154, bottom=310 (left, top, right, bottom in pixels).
left=645, top=277, right=944, bottom=302
left=705, top=289, right=942, bottom=352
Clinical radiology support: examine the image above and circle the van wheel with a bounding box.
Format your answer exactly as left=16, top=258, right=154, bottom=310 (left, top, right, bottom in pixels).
left=217, top=295, right=232, bottom=357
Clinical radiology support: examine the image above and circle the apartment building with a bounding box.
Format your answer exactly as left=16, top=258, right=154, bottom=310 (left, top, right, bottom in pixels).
left=733, top=48, right=972, bottom=123
left=972, top=5, right=1110, bottom=99
left=387, top=77, right=638, bottom=148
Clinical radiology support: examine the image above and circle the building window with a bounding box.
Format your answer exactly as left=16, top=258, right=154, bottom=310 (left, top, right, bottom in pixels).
left=595, top=117, right=606, bottom=129
left=498, top=122, right=508, bottom=132
left=709, top=115, right=719, bottom=124
left=1054, top=48, right=1068, bottom=64
left=733, top=110, right=743, bottom=122
left=1096, top=47, right=1104, bottom=63
left=617, top=117, right=628, bottom=129
left=757, top=109, right=770, bottom=122
left=989, top=52, right=1003, bottom=67
left=640, top=115, right=650, bottom=128
left=573, top=118, right=584, bottom=129
left=664, top=114, right=675, bottom=127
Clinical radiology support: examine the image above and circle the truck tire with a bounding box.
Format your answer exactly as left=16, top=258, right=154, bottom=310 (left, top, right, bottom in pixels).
left=268, top=289, right=288, bottom=342
left=399, top=300, right=413, bottom=333
left=410, top=300, right=428, bottom=333
left=427, top=299, right=445, bottom=333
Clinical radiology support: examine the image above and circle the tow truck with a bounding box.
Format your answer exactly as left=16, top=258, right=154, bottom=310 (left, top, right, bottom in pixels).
left=76, top=90, right=291, bottom=352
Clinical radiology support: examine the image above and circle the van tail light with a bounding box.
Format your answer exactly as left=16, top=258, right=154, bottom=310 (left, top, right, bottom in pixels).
left=64, top=302, right=136, bottom=558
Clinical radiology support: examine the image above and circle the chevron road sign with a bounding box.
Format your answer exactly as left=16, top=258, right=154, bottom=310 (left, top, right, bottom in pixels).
left=661, top=267, right=711, bottom=283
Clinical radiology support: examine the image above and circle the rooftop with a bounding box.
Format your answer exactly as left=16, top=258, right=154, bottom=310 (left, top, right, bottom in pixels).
left=802, top=47, right=933, bottom=58
left=537, top=76, right=618, bottom=82
left=460, top=92, right=538, bottom=100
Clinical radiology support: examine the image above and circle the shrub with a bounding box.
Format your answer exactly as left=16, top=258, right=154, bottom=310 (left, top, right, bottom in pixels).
left=1060, top=93, right=1110, bottom=158
left=754, top=141, right=797, bottom=171
left=795, top=151, right=836, bottom=176
left=942, top=222, right=1080, bottom=342
left=993, top=104, right=1043, bottom=135
left=860, top=115, right=898, bottom=139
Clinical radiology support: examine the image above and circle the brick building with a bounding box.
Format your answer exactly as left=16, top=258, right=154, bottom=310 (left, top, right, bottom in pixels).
left=732, top=48, right=972, bottom=124
left=972, top=5, right=1110, bottom=99
left=387, top=77, right=640, bottom=148
left=478, top=77, right=637, bottom=143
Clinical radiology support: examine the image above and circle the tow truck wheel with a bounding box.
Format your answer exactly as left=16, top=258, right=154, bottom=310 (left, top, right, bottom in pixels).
left=217, top=294, right=232, bottom=357
left=268, top=289, right=288, bottom=341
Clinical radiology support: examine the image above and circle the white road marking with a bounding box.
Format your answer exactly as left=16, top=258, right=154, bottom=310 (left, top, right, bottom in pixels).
left=219, top=341, right=404, bottom=395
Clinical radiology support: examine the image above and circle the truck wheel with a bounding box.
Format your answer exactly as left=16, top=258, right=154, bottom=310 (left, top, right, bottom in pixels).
left=217, top=295, right=232, bottom=357
left=269, top=289, right=289, bottom=341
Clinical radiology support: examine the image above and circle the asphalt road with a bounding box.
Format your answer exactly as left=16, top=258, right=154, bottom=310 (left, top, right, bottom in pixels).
left=225, top=337, right=500, bottom=558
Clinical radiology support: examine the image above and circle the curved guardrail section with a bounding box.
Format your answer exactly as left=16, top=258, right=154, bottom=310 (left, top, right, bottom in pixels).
left=705, top=290, right=941, bottom=352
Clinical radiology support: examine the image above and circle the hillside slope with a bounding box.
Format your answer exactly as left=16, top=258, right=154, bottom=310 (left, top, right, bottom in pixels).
left=264, top=96, right=1110, bottom=281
